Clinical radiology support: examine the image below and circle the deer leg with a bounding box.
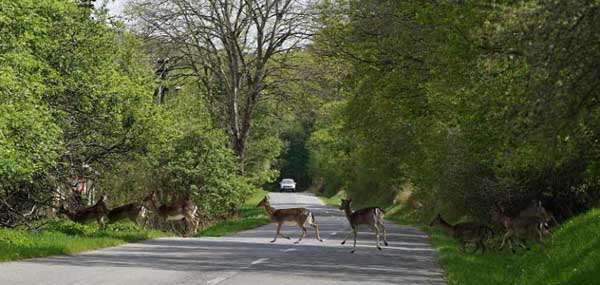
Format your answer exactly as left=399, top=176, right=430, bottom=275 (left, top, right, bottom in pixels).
left=309, top=222, right=323, bottom=242
left=380, top=222, right=388, bottom=246
left=295, top=225, right=307, bottom=244
left=97, top=216, right=106, bottom=230
left=341, top=229, right=353, bottom=245
left=272, top=223, right=287, bottom=243
left=499, top=231, right=511, bottom=250
left=350, top=228, right=358, bottom=254
left=306, top=214, right=323, bottom=242
left=370, top=224, right=382, bottom=251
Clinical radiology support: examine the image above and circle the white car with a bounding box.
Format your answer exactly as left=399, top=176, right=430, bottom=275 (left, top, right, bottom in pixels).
left=279, top=178, right=296, bottom=192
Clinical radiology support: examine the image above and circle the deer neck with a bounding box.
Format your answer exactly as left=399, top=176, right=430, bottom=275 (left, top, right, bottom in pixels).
left=436, top=219, right=455, bottom=236
left=343, top=206, right=353, bottom=221
left=261, top=204, right=276, bottom=217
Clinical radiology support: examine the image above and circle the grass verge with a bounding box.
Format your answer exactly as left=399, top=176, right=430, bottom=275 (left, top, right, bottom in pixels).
left=196, top=189, right=270, bottom=237
left=0, top=221, right=164, bottom=262
left=386, top=205, right=600, bottom=285
left=316, top=190, right=346, bottom=207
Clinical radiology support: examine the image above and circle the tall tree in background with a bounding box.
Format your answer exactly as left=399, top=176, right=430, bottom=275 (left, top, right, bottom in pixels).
left=129, top=0, right=314, bottom=173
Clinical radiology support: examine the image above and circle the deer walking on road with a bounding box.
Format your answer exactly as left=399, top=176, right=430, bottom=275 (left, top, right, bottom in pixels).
left=339, top=198, right=388, bottom=253
left=257, top=196, right=323, bottom=244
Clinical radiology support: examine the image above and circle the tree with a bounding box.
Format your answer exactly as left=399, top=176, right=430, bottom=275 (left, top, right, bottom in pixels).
left=129, top=0, right=314, bottom=172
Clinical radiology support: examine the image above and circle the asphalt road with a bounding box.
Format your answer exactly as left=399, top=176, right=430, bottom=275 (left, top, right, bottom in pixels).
left=0, top=192, right=446, bottom=285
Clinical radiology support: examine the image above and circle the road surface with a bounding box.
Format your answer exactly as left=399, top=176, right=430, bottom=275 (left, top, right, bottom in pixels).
left=0, top=192, right=446, bottom=284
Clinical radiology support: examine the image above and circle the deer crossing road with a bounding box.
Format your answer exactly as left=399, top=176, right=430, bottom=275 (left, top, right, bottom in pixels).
left=0, top=193, right=446, bottom=285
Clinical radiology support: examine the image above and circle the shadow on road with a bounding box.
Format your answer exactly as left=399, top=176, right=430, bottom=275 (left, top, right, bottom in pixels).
left=21, top=196, right=445, bottom=284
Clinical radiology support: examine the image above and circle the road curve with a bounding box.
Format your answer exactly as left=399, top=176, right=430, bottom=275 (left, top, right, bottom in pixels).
left=0, top=192, right=446, bottom=285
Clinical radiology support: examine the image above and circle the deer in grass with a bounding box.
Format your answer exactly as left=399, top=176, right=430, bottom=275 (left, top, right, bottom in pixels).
left=58, top=195, right=109, bottom=229
left=147, top=191, right=199, bottom=237
left=429, top=214, right=494, bottom=253
left=257, top=196, right=323, bottom=244
left=339, top=198, right=388, bottom=253
left=107, top=193, right=154, bottom=227
left=493, top=204, right=549, bottom=253
left=516, top=200, right=559, bottom=230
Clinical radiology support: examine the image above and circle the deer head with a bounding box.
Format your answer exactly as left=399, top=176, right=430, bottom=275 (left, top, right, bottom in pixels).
left=339, top=198, right=352, bottom=211
left=429, top=214, right=445, bottom=227
left=257, top=196, right=271, bottom=208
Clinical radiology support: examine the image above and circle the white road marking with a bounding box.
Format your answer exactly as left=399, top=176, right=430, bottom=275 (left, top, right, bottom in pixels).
left=330, top=232, right=337, bottom=236
left=251, top=258, right=270, bottom=265
left=283, top=248, right=297, bottom=252
left=207, top=271, right=239, bottom=285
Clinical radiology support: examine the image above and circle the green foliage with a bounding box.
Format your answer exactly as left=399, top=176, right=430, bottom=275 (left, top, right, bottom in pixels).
left=0, top=0, right=257, bottom=228
left=427, top=208, right=600, bottom=285
left=0, top=219, right=163, bottom=262
left=309, top=0, right=600, bottom=219
left=0, top=0, right=164, bottom=226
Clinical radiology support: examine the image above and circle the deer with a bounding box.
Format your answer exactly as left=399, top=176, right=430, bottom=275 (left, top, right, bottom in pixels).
left=516, top=200, right=559, bottom=230
left=429, top=214, right=494, bottom=253
left=58, top=195, right=109, bottom=229
left=147, top=191, right=199, bottom=237
left=107, top=193, right=154, bottom=227
left=257, top=196, right=323, bottom=244
left=492, top=204, right=549, bottom=253
left=339, top=198, right=388, bottom=253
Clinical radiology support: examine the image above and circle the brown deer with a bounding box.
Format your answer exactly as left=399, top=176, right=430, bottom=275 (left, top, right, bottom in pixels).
left=58, top=195, right=108, bottom=229
left=107, top=194, right=154, bottom=227
left=147, top=192, right=199, bottom=237
left=429, top=214, right=493, bottom=253
left=493, top=205, right=549, bottom=252
left=517, top=200, right=559, bottom=229
left=339, top=198, right=388, bottom=253
left=257, top=196, right=323, bottom=244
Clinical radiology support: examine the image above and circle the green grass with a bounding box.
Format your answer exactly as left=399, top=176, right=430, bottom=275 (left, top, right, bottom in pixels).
left=196, top=189, right=270, bottom=237
left=316, top=190, right=346, bottom=207
left=0, top=220, right=164, bottom=262
left=421, top=208, right=600, bottom=285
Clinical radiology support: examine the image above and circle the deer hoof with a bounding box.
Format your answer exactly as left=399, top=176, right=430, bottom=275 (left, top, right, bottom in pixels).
left=377, top=246, right=382, bottom=251
left=350, top=250, right=355, bottom=254
left=341, top=241, right=346, bottom=245
left=294, top=241, right=300, bottom=244
left=384, top=241, right=389, bottom=246
left=319, top=239, right=324, bottom=242
left=270, top=240, right=276, bottom=243
left=286, top=237, right=291, bottom=240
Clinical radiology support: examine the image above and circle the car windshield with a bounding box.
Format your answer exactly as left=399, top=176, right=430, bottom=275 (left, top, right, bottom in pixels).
left=281, top=179, right=294, bottom=184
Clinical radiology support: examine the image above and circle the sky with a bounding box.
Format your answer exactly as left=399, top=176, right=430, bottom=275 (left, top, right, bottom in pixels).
left=95, top=0, right=128, bottom=16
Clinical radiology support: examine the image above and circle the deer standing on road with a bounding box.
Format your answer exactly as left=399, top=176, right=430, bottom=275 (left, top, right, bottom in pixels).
left=58, top=195, right=108, bottom=229
left=257, top=196, right=323, bottom=244
left=147, top=192, right=199, bottom=237
left=107, top=193, right=153, bottom=227
left=339, top=198, right=388, bottom=253
left=429, top=214, right=493, bottom=253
